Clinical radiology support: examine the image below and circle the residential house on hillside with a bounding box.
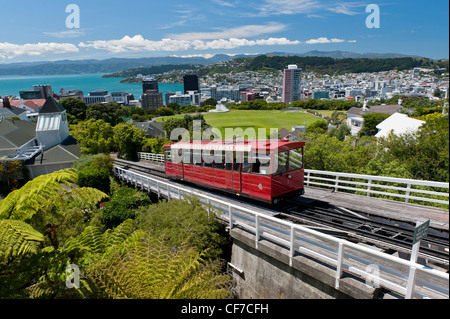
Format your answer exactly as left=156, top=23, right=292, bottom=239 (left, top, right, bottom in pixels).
left=134, top=121, right=165, bottom=138
left=374, top=113, right=425, bottom=139
left=346, top=100, right=412, bottom=136
left=0, top=96, right=81, bottom=179
left=1, top=98, right=46, bottom=122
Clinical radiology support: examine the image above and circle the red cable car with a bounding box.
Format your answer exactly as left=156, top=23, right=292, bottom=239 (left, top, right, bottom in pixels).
left=164, top=140, right=305, bottom=204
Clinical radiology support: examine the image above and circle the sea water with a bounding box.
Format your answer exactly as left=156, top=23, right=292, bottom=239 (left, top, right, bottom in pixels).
left=0, top=73, right=184, bottom=100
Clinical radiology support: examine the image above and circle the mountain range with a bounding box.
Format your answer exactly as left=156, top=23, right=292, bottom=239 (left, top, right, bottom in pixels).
left=0, top=51, right=432, bottom=76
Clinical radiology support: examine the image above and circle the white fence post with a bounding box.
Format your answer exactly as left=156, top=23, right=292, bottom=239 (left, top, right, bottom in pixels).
left=289, top=226, right=295, bottom=267
left=367, top=178, right=372, bottom=197
left=405, top=184, right=411, bottom=203
left=335, top=242, right=344, bottom=289
left=255, top=215, right=260, bottom=249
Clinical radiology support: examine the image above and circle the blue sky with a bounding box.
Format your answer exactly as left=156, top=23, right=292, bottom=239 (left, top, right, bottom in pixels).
left=0, top=0, right=448, bottom=63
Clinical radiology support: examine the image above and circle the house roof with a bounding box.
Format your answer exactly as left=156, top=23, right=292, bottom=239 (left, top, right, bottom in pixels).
left=39, top=96, right=66, bottom=114
left=25, top=136, right=81, bottom=166
left=347, top=104, right=408, bottom=116
left=375, top=113, right=425, bottom=139
left=0, top=99, right=46, bottom=111
left=0, top=119, right=36, bottom=152
left=0, top=105, right=27, bottom=117
left=134, top=121, right=165, bottom=137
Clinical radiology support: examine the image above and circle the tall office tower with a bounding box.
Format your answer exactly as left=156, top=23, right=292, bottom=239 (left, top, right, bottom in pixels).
left=282, top=65, right=302, bottom=104
left=183, top=74, right=199, bottom=94
left=141, top=91, right=163, bottom=109
left=142, top=77, right=159, bottom=93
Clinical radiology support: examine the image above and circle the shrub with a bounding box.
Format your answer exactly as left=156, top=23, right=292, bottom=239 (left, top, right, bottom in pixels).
left=101, top=186, right=151, bottom=229
left=77, top=165, right=111, bottom=194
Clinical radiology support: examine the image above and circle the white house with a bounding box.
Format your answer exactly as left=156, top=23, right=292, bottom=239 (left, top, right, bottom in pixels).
left=346, top=100, right=409, bottom=136
left=374, top=113, right=425, bottom=139
left=1, top=97, right=81, bottom=179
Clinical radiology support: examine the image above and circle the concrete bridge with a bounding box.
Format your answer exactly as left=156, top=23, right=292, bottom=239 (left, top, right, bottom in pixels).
left=114, top=154, right=449, bottom=299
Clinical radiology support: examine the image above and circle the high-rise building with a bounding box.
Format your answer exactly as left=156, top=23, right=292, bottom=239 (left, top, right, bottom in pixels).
left=282, top=65, right=302, bottom=104
left=183, top=74, right=199, bottom=94
left=20, top=85, right=53, bottom=100
left=142, top=91, right=163, bottom=109
left=143, top=77, right=159, bottom=93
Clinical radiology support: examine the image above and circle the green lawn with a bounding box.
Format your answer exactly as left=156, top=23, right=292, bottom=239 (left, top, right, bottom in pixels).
left=156, top=110, right=322, bottom=138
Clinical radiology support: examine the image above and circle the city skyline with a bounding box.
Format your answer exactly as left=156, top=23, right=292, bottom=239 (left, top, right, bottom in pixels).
left=0, top=0, right=448, bottom=64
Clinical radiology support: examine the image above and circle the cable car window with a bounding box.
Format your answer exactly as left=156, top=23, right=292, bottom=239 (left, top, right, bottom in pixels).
left=251, top=153, right=271, bottom=176
left=225, top=151, right=233, bottom=170
left=203, top=149, right=214, bottom=168
left=214, top=151, right=225, bottom=169
left=193, top=150, right=202, bottom=166
left=289, top=148, right=303, bottom=171
left=233, top=152, right=242, bottom=172
left=242, top=152, right=251, bottom=174
left=183, top=149, right=192, bottom=164
left=273, top=151, right=288, bottom=175
left=165, top=149, right=172, bottom=162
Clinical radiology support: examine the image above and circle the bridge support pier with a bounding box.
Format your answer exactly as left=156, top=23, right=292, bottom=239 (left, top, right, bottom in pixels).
left=229, top=228, right=382, bottom=299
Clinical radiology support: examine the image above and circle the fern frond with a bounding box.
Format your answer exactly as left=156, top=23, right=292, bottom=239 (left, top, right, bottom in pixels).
left=0, top=220, right=44, bottom=263
left=59, top=187, right=109, bottom=207
left=86, top=234, right=232, bottom=299
left=0, top=169, right=78, bottom=221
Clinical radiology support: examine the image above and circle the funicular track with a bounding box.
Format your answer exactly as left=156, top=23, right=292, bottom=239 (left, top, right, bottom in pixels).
left=114, top=158, right=449, bottom=269
left=278, top=200, right=449, bottom=268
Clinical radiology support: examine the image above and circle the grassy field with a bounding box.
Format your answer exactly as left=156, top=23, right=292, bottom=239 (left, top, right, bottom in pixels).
left=156, top=110, right=322, bottom=138
left=204, top=110, right=320, bottom=134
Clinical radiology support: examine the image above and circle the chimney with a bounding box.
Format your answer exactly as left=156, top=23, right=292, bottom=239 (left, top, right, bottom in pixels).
left=362, top=99, right=368, bottom=111
left=2, top=97, right=11, bottom=108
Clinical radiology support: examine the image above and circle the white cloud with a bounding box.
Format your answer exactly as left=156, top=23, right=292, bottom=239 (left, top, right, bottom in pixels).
left=170, top=22, right=287, bottom=41
left=192, top=37, right=300, bottom=50
left=170, top=53, right=217, bottom=59
left=212, top=0, right=236, bottom=7
left=43, top=30, right=86, bottom=38
left=254, top=0, right=366, bottom=17
left=79, top=35, right=191, bottom=53
left=327, top=2, right=366, bottom=15
left=257, top=0, right=321, bottom=16
left=305, top=37, right=345, bottom=44
left=79, top=34, right=300, bottom=53
left=0, top=42, right=79, bottom=60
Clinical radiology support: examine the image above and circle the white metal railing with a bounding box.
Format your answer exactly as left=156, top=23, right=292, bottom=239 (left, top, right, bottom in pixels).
left=114, top=166, right=449, bottom=299
left=305, top=169, right=449, bottom=206
left=137, top=152, right=449, bottom=207
left=138, top=152, right=165, bottom=162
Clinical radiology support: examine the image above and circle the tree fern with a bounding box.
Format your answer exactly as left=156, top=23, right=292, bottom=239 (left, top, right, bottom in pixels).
left=86, top=234, right=232, bottom=299
left=0, top=169, right=79, bottom=221
left=0, top=220, right=44, bottom=263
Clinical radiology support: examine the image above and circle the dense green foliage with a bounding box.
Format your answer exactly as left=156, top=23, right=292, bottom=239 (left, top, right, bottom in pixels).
left=242, top=55, right=447, bottom=75
left=162, top=114, right=211, bottom=141
left=100, top=184, right=151, bottom=229
left=359, top=113, right=391, bottom=137
left=302, top=115, right=449, bottom=183
left=135, top=197, right=228, bottom=260
left=0, top=169, right=232, bottom=299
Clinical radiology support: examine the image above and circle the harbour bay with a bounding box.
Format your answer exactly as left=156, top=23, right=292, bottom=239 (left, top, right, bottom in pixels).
left=0, top=73, right=184, bottom=100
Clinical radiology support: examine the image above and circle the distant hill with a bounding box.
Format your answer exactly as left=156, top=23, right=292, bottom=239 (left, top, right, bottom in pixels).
left=267, top=50, right=425, bottom=59
left=0, top=51, right=441, bottom=76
